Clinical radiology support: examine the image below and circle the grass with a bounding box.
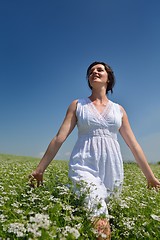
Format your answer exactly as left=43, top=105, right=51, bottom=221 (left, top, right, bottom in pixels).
left=0, top=153, right=160, bottom=239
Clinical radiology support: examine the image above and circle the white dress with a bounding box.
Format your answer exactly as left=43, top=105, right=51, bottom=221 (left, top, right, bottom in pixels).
left=69, top=98, right=124, bottom=217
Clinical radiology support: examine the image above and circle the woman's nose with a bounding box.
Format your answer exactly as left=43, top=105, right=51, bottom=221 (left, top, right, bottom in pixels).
left=92, top=69, right=98, bottom=74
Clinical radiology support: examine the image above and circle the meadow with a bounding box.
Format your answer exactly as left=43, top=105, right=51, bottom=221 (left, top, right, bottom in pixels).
left=0, top=153, right=160, bottom=239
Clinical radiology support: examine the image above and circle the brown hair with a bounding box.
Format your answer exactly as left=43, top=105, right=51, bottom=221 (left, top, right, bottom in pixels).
left=86, top=61, right=116, bottom=94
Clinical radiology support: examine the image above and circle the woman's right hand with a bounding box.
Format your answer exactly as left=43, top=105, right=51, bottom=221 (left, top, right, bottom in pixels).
left=29, top=171, right=43, bottom=188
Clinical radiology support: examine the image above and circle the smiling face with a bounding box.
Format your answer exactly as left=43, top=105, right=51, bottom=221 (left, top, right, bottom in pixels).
left=88, top=64, right=108, bottom=89
left=86, top=61, right=116, bottom=94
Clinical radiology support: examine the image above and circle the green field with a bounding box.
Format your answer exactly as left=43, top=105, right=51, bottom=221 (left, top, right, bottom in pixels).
left=0, top=153, right=160, bottom=239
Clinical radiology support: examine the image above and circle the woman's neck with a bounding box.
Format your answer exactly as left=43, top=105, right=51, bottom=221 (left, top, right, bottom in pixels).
left=89, top=89, right=108, bottom=102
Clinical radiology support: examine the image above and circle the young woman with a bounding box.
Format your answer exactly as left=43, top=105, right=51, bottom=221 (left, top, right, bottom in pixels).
left=29, top=61, right=160, bottom=239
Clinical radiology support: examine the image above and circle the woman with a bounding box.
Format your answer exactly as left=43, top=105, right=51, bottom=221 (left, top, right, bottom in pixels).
left=29, top=61, right=160, bottom=239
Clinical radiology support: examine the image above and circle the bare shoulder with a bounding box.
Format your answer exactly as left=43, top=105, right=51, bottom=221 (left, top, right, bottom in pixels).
left=67, top=99, right=78, bottom=113
left=118, top=104, right=127, bottom=117
left=71, top=99, right=78, bottom=106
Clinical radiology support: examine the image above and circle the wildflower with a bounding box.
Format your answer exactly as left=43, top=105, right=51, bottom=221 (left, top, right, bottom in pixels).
left=15, top=209, right=23, bottom=214
left=8, top=222, right=26, bottom=237
left=63, top=226, right=80, bottom=239
left=151, top=214, right=160, bottom=221
left=29, top=213, right=50, bottom=229
left=100, top=233, right=107, bottom=238
left=0, top=214, right=7, bottom=222
left=123, top=217, right=135, bottom=230
left=11, top=202, right=20, bottom=208
left=27, top=223, right=41, bottom=237
left=119, top=200, right=129, bottom=209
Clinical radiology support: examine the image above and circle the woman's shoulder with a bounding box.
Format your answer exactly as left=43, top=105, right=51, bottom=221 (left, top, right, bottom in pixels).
left=69, top=98, right=85, bottom=108
left=110, top=100, right=125, bottom=116
left=71, top=98, right=88, bottom=105
left=69, top=98, right=88, bottom=112
left=109, top=100, right=123, bottom=109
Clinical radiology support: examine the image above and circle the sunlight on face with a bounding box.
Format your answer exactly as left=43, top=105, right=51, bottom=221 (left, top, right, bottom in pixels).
left=88, top=64, right=108, bottom=88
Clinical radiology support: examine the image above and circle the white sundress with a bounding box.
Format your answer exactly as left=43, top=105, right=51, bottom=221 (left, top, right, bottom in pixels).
left=69, top=98, right=124, bottom=217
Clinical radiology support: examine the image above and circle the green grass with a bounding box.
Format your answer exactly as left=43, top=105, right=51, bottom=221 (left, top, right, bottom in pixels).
left=0, top=153, right=160, bottom=239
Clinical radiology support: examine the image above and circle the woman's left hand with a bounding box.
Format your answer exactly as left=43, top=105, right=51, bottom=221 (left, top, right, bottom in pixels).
left=147, top=177, right=160, bottom=190
left=28, top=171, right=43, bottom=188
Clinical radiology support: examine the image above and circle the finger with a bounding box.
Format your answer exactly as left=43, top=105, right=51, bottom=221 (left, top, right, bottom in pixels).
left=29, top=174, right=35, bottom=181
left=37, top=179, right=43, bottom=187
left=148, top=184, right=160, bottom=191
left=28, top=179, right=35, bottom=188
left=156, top=185, right=160, bottom=191
left=28, top=174, right=37, bottom=188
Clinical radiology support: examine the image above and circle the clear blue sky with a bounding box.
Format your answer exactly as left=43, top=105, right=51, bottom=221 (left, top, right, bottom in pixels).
left=0, top=0, right=160, bottom=163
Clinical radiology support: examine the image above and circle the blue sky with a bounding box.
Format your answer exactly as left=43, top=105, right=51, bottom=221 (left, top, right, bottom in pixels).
left=0, top=0, right=160, bottom=163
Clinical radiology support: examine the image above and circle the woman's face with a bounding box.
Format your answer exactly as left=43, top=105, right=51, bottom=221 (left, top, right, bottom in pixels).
left=88, top=64, right=108, bottom=88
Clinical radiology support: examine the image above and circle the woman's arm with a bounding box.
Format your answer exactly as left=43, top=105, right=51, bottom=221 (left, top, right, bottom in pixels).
left=119, top=106, right=160, bottom=189
left=29, top=100, right=78, bottom=186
